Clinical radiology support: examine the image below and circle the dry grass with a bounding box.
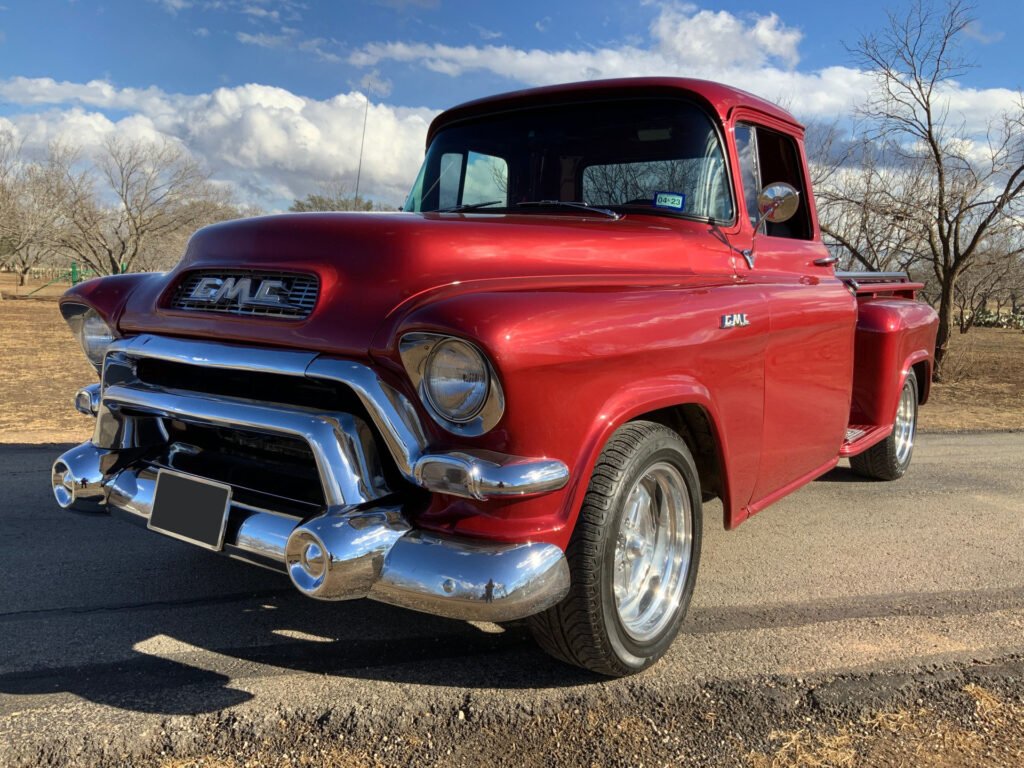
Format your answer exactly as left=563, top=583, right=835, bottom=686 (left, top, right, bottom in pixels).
left=748, top=684, right=1024, bottom=768
left=920, top=328, right=1024, bottom=432
left=0, top=298, right=1021, bottom=444
left=748, top=729, right=856, bottom=767
left=0, top=272, right=73, bottom=299
left=0, top=298, right=96, bottom=444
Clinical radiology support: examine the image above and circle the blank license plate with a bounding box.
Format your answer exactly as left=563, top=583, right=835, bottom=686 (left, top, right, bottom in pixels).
left=148, top=470, right=232, bottom=551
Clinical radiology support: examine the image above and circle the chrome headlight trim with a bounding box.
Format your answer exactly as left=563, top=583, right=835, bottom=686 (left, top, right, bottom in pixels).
left=399, top=332, right=505, bottom=437
left=61, top=303, right=116, bottom=371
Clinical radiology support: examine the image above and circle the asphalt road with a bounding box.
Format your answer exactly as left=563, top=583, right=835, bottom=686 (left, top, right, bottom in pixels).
left=2, top=433, right=1023, bottom=764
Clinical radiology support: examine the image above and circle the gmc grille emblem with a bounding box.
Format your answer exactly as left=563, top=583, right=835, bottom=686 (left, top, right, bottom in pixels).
left=720, top=313, right=751, bottom=329
left=188, top=276, right=293, bottom=308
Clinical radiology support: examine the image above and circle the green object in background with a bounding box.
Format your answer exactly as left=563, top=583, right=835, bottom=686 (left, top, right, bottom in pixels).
left=70, top=262, right=80, bottom=285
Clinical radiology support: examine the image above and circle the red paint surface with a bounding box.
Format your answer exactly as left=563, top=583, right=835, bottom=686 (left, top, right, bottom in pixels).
left=61, top=78, right=938, bottom=549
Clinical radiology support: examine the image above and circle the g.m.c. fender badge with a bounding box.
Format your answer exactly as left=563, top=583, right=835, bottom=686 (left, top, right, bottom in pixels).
left=720, top=313, right=751, bottom=329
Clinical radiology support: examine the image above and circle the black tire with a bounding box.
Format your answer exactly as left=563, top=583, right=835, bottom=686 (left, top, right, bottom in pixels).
left=528, top=421, right=702, bottom=676
left=850, top=370, right=918, bottom=481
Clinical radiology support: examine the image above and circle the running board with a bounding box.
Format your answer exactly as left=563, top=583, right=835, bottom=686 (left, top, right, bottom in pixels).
left=840, top=424, right=893, bottom=457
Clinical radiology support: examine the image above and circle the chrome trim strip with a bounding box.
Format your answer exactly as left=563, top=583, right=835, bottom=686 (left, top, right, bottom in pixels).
left=372, top=533, right=570, bottom=622
left=108, top=335, right=317, bottom=377
left=75, top=384, right=101, bottom=417
left=51, top=442, right=111, bottom=512
left=97, top=334, right=568, bottom=501
left=305, top=357, right=429, bottom=480
left=99, top=383, right=386, bottom=507
left=414, top=450, right=571, bottom=501
left=398, top=332, right=506, bottom=437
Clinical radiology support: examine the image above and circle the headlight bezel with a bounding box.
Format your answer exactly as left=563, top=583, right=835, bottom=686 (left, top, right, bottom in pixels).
left=60, top=303, right=117, bottom=371
left=399, top=332, right=505, bottom=436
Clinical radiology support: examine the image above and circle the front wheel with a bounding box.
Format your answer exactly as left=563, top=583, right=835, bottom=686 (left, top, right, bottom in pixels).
left=850, top=370, right=918, bottom=481
left=528, top=421, right=702, bottom=676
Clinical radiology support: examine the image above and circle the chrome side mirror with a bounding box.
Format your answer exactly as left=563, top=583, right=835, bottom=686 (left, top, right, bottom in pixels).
left=740, top=182, right=801, bottom=269
left=756, top=182, right=800, bottom=227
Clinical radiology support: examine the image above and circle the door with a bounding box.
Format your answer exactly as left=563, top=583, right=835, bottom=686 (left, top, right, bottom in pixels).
left=732, top=120, right=857, bottom=506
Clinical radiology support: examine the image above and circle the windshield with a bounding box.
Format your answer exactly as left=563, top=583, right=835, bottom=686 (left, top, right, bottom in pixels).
left=404, top=98, right=734, bottom=222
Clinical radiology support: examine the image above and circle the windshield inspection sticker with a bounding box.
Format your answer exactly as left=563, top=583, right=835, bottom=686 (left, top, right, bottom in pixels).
left=654, top=191, right=686, bottom=211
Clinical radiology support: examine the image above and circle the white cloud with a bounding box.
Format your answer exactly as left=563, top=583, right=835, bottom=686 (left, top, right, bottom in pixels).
left=193, top=27, right=210, bottom=36
left=4, top=3, right=1018, bottom=214
left=151, top=0, right=304, bottom=21
left=153, top=0, right=192, bottom=13
left=358, top=69, right=393, bottom=97
left=241, top=4, right=280, bottom=22
left=0, top=78, right=437, bottom=208
left=235, top=25, right=340, bottom=62
left=470, top=24, right=502, bottom=41
left=236, top=30, right=289, bottom=48
left=963, top=20, right=1004, bottom=45
left=349, top=3, right=1018, bottom=129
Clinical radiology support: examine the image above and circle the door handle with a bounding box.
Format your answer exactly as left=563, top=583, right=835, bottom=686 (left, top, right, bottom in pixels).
left=813, top=255, right=839, bottom=267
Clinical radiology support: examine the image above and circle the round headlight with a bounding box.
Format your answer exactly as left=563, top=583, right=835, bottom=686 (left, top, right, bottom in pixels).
left=79, top=309, right=116, bottom=367
left=423, top=339, right=490, bottom=423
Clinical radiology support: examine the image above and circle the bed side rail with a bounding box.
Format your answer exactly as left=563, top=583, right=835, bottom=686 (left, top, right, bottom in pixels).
left=835, top=271, right=924, bottom=298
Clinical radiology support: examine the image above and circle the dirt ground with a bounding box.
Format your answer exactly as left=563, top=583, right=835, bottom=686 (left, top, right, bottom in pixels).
left=920, top=328, right=1024, bottom=432
left=1, top=296, right=1020, bottom=443
left=0, top=272, right=73, bottom=300
left=0, top=298, right=97, bottom=444
left=148, top=663, right=1024, bottom=768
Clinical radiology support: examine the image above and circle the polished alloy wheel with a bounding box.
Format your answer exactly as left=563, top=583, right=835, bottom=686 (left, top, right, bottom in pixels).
left=612, top=461, right=692, bottom=643
left=894, top=378, right=916, bottom=466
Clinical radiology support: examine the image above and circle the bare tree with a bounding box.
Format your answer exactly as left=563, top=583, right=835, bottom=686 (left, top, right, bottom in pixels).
left=851, top=0, right=1024, bottom=379
left=810, top=128, right=927, bottom=272
left=0, top=133, right=68, bottom=286
left=289, top=180, right=379, bottom=212
left=56, top=136, right=229, bottom=275
left=951, top=253, right=1012, bottom=332
left=132, top=199, right=262, bottom=272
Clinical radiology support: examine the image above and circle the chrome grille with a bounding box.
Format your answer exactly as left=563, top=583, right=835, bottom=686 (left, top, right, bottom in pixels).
left=169, top=270, right=319, bottom=318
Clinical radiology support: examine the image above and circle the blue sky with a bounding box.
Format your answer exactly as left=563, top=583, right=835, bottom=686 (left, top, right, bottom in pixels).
left=0, top=0, right=1020, bottom=208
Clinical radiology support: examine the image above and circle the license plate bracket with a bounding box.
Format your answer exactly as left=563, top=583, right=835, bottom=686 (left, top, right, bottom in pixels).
left=148, top=470, right=232, bottom=551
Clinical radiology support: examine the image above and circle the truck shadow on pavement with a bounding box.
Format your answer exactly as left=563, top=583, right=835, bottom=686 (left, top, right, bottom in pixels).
left=0, top=444, right=598, bottom=716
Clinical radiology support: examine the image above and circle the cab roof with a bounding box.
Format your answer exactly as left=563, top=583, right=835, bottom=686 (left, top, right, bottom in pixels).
left=426, top=77, right=804, bottom=146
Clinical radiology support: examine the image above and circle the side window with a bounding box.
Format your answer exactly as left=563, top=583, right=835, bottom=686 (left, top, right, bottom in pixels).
left=735, top=123, right=811, bottom=240
left=734, top=124, right=761, bottom=230
left=435, top=151, right=508, bottom=211
left=463, top=151, right=508, bottom=206
left=437, top=152, right=463, bottom=210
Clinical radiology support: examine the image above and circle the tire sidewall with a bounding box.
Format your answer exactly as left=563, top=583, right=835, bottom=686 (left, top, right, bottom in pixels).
left=597, top=433, right=703, bottom=671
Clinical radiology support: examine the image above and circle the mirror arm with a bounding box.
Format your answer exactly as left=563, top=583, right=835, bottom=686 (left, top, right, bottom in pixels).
left=741, top=200, right=781, bottom=270
left=741, top=189, right=801, bottom=270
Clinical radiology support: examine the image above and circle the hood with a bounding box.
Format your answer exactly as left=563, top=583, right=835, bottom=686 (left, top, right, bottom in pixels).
left=119, top=211, right=734, bottom=357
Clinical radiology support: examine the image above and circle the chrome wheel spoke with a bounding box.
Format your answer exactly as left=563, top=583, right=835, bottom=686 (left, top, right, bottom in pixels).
left=894, top=379, right=916, bottom=466
left=612, top=462, right=692, bottom=643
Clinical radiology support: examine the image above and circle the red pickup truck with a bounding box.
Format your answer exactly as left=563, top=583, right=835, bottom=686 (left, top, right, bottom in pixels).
left=52, top=77, right=938, bottom=676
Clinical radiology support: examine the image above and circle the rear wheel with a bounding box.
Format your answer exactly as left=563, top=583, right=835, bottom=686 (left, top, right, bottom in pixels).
left=529, top=421, right=702, bottom=676
left=850, top=370, right=918, bottom=480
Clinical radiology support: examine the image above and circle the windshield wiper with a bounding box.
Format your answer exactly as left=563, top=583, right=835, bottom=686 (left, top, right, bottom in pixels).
left=438, top=200, right=504, bottom=213
left=514, top=200, right=620, bottom=219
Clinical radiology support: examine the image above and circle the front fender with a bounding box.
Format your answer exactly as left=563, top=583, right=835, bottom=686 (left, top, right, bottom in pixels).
left=60, top=273, right=165, bottom=331
left=564, top=374, right=741, bottom=532
left=383, top=279, right=763, bottom=548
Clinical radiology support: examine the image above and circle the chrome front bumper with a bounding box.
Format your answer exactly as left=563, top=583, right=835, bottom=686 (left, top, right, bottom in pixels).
left=52, top=335, right=571, bottom=622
